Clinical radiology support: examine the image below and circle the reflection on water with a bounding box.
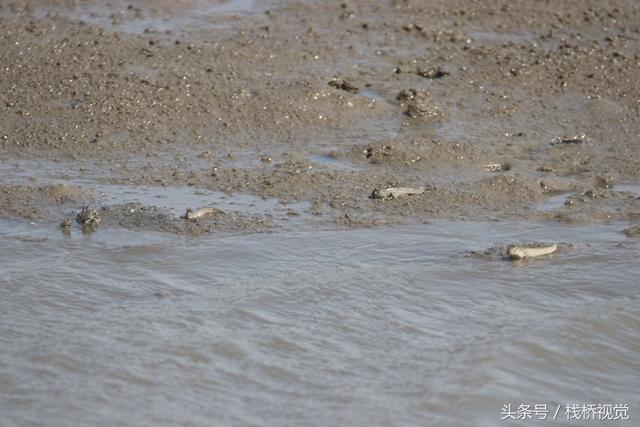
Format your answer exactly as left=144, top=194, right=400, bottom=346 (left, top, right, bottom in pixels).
left=1, top=220, right=638, bottom=426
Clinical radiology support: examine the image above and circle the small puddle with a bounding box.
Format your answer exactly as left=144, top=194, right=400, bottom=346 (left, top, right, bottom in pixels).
left=0, top=160, right=309, bottom=222
left=360, top=90, right=387, bottom=103
left=90, top=183, right=309, bottom=220
left=309, top=154, right=357, bottom=171
left=470, top=30, right=536, bottom=45
left=534, top=192, right=573, bottom=212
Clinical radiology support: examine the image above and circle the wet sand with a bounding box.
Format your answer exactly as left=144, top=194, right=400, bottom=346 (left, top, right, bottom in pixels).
left=1, top=0, right=639, bottom=232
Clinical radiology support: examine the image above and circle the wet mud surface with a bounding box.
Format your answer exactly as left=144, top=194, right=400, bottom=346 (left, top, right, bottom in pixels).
left=1, top=0, right=639, bottom=233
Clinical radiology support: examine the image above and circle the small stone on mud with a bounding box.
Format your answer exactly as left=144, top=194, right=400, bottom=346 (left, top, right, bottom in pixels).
left=397, top=89, right=440, bottom=119
left=396, top=89, right=415, bottom=101
left=407, top=99, right=439, bottom=119
left=484, top=162, right=511, bottom=172
left=583, top=188, right=608, bottom=199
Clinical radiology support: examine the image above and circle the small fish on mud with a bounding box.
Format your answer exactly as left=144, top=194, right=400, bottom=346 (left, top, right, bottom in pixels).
left=551, top=133, right=587, bottom=145
left=507, top=243, right=558, bottom=260
left=182, top=207, right=222, bottom=220
left=371, top=187, right=425, bottom=199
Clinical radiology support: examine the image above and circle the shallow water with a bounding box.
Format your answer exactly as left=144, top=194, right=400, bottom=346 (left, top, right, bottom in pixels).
left=1, top=219, right=638, bottom=426
left=534, top=192, right=573, bottom=212
left=0, top=159, right=311, bottom=228
left=2, top=0, right=271, bottom=35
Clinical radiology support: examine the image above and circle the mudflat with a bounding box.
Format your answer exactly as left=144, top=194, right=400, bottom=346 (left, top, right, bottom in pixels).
left=1, top=0, right=639, bottom=232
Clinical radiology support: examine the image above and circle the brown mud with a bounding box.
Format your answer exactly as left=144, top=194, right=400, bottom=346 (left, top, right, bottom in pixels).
left=1, top=0, right=639, bottom=233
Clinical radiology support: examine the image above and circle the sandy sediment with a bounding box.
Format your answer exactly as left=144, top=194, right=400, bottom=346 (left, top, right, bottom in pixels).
left=1, top=0, right=639, bottom=233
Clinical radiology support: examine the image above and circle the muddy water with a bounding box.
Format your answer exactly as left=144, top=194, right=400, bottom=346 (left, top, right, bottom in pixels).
left=1, top=220, right=638, bottom=426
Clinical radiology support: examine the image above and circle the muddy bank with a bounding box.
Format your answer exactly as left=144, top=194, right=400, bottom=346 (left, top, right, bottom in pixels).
left=1, top=0, right=639, bottom=233
left=0, top=183, right=92, bottom=220
left=90, top=202, right=272, bottom=235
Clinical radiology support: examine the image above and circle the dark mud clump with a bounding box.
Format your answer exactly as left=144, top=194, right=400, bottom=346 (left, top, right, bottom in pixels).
left=623, top=226, right=640, bottom=237
left=397, top=89, right=441, bottom=119
left=328, top=78, right=359, bottom=94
